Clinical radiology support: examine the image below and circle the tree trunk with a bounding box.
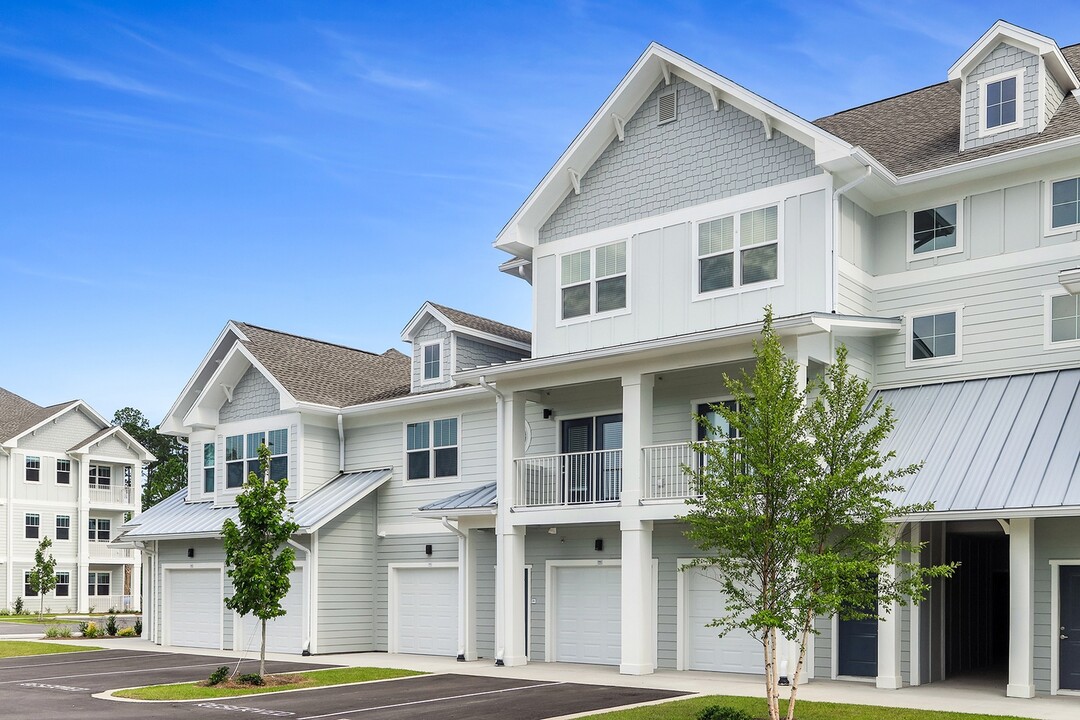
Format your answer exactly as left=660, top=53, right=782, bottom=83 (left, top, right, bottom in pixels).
left=260, top=618, right=267, bottom=677
left=764, top=630, right=779, bottom=720
left=785, top=606, right=815, bottom=720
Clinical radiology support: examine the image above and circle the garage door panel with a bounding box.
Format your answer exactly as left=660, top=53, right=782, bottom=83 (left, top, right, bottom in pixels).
left=687, top=569, right=762, bottom=674
left=168, top=569, right=222, bottom=650
left=555, top=566, right=620, bottom=665
left=396, top=567, right=457, bottom=656
left=238, top=569, right=303, bottom=654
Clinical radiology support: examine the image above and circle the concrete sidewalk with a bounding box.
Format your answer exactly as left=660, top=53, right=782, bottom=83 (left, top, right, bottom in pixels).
left=65, top=638, right=1080, bottom=720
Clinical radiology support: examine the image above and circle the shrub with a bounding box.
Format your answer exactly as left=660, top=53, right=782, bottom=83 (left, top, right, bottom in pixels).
left=105, top=615, right=119, bottom=637
left=117, top=627, right=136, bottom=637
left=697, top=706, right=753, bottom=720
left=44, top=624, right=72, bottom=638
left=108, top=607, right=116, bottom=614
left=236, top=673, right=264, bottom=686
left=0, top=607, right=9, bottom=616
left=81, top=621, right=102, bottom=638
left=133, top=619, right=143, bottom=635
left=13, top=597, right=24, bottom=615
left=207, top=666, right=230, bottom=686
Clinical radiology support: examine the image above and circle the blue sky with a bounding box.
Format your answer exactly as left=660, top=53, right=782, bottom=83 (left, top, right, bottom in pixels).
left=1, top=1, right=1078, bottom=423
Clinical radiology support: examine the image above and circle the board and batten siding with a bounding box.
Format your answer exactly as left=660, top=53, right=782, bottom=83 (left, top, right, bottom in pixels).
left=317, top=496, right=377, bottom=653
left=533, top=181, right=830, bottom=358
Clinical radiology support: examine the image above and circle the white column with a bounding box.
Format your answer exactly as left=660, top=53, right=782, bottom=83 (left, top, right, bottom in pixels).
left=909, top=523, right=922, bottom=686
left=620, top=374, right=654, bottom=506
left=457, top=528, right=478, bottom=661
left=1007, top=517, right=1036, bottom=698
left=876, top=562, right=903, bottom=689
left=495, top=391, right=527, bottom=666
left=620, top=518, right=654, bottom=675
left=131, top=558, right=142, bottom=613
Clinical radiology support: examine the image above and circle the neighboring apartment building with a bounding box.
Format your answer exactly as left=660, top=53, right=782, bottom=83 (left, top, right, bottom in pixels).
left=120, top=305, right=530, bottom=657
left=0, top=387, right=153, bottom=613
left=129, top=18, right=1080, bottom=703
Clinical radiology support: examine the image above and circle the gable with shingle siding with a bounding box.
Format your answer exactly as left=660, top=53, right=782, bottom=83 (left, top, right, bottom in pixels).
left=963, top=42, right=1040, bottom=150
left=538, top=76, right=820, bottom=244
left=219, top=365, right=283, bottom=423
left=17, top=407, right=101, bottom=452
left=94, top=433, right=142, bottom=461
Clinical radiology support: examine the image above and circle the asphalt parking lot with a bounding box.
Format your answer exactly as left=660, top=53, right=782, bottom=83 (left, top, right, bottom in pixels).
left=0, top=648, right=686, bottom=720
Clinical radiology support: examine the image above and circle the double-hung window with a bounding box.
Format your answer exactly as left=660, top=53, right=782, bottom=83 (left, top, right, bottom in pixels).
left=1051, top=177, right=1080, bottom=231
left=697, top=204, right=780, bottom=295
left=406, top=418, right=458, bottom=481
left=88, top=571, right=110, bottom=597
left=1049, top=292, right=1080, bottom=345
left=203, top=442, right=216, bottom=493
left=909, top=310, right=960, bottom=364
left=56, top=515, right=70, bottom=541
left=55, top=572, right=70, bottom=597
left=25, top=456, right=40, bottom=482
left=88, top=518, right=111, bottom=542
left=56, top=458, right=71, bottom=484
left=25, top=513, right=40, bottom=539
left=912, top=204, right=959, bottom=256
left=225, top=429, right=288, bottom=489
left=89, top=465, right=111, bottom=488
left=560, top=241, right=627, bottom=320
left=421, top=342, right=442, bottom=383
left=24, top=572, right=37, bottom=598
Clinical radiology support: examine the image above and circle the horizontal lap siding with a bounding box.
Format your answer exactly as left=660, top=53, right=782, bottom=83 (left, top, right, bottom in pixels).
left=317, top=498, right=376, bottom=653
left=476, top=531, right=496, bottom=659
left=303, top=423, right=340, bottom=494
left=1034, top=517, right=1080, bottom=692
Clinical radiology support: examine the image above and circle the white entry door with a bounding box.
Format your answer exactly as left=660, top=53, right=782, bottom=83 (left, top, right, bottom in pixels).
left=554, top=565, right=621, bottom=665
left=237, top=569, right=304, bottom=654
left=686, top=568, right=763, bottom=674
left=394, top=566, right=458, bottom=656
left=167, top=568, right=222, bottom=649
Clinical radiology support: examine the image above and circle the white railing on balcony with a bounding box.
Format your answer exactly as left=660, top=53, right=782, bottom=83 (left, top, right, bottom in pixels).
left=88, top=484, right=135, bottom=505
left=90, top=543, right=133, bottom=560
left=514, top=449, right=623, bottom=507
left=86, top=595, right=135, bottom=613
left=642, top=442, right=699, bottom=500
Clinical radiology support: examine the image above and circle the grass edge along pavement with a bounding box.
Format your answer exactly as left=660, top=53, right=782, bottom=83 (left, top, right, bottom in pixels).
left=0, top=640, right=103, bottom=658
left=574, top=694, right=1043, bottom=720
left=113, top=666, right=426, bottom=700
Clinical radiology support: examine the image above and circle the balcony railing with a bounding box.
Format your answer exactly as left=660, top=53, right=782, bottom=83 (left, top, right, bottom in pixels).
left=642, top=442, right=699, bottom=500
left=86, top=595, right=135, bottom=613
left=514, top=449, right=623, bottom=507
left=88, top=484, right=135, bottom=505
left=90, top=543, right=133, bottom=560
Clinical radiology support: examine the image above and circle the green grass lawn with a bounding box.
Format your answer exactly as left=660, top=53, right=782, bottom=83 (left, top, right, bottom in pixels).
left=0, top=640, right=102, bottom=658
left=0, top=615, right=63, bottom=624
left=576, top=695, right=1037, bottom=720
left=114, top=666, right=425, bottom=700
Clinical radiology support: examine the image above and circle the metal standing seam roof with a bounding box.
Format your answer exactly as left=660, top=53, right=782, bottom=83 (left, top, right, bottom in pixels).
left=118, top=468, right=392, bottom=540
left=418, top=482, right=497, bottom=512
left=877, top=369, right=1080, bottom=515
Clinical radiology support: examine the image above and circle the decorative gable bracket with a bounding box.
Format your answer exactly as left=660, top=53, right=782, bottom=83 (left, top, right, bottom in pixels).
left=568, top=168, right=582, bottom=195
left=611, top=113, right=626, bottom=141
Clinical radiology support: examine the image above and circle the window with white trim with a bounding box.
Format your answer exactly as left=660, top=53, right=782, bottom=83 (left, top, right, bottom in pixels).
left=1051, top=177, right=1080, bottom=230
left=25, top=456, right=40, bottom=482
left=697, top=204, right=779, bottom=294
left=1050, top=292, right=1080, bottom=344
left=985, top=75, right=1017, bottom=130
left=56, top=515, right=70, bottom=541
left=88, top=571, right=110, bottom=597
left=913, top=204, right=958, bottom=256
left=560, top=241, right=627, bottom=320
left=89, top=464, right=111, bottom=488
left=406, top=418, right=458, bottom=480
left=55, top=571, right=70, bottom=597
left=56, top=458, right=71, bottom=484
left=25, top=513, right=40, bottom=539
left=88, top=517, right=111, bottom=542
left=225, top=429, right=288, bottom=488
left=910, top=311, right=957, bottom=361
left=422, top=342, right=442, bottom=382
left=203, top=442, right=215, bottom=493
left=24, top=571, right=37, bottom=598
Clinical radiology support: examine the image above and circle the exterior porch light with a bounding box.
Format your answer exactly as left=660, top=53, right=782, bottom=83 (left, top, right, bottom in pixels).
left=1059, top=268, right=1080, bottom=294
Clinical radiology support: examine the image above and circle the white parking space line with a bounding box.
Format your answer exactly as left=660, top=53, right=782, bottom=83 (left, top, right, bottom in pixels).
left=297, top=682, right=566, bottom=720
left=0, top=660, right=235, bottom=685
left=3, top=653, right=154, bottom=669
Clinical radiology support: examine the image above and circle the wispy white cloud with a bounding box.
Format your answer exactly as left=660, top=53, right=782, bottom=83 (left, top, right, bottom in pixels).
left=847, top=0, right=970, bottom=48
left=362, top=68, right=435, bottom=92
left=212, top=48, right=317, bottom=94
left=0, top=42, right=181, bottom=99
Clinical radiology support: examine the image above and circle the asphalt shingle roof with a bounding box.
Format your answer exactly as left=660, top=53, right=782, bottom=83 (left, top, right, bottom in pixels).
left=813, top=43, right=1080, bottom=177
left=429, top=303, right=532, bottom=346
left=0, top=387, right=75, bottom=443
left=234, top=322, right=411, bottom=407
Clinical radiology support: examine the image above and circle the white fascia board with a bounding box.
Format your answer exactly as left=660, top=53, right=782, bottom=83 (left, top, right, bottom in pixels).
left=180, top=343, right=297, bottom=430
left=401, top=302, right=449, bottom=341
left=810, top=315, right=902, bottom=337
left=414, top=507, right=497, bottom=520
left=295, top=385, right=490, bottom=417
left=401, top=302, right=530, bottom=352
left=897, top=506, right=1080, bottom=523
left=4, top=400, right=83, bottom=447
left=948, top=21, right=1053, bottom=81
left=160, top=320, right=248, bottom=432
left=71, top=425, right=158, bottom=463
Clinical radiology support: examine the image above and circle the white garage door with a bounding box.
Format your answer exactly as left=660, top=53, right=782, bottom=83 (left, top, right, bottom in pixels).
left=237, top=569, right=304, bottom=654
left=168, top=569, right=222, bottom=649
left=687, top=568, right=763, bottom=674
left=395, top=567, right=457, bottom=656
left=555, top=565, right=621, bottom=665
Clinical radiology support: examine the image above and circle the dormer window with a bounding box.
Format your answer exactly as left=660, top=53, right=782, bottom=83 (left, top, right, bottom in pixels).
left=421, top=341, right=443, bottom=383
left=979, top=70, right=1024, bottom=135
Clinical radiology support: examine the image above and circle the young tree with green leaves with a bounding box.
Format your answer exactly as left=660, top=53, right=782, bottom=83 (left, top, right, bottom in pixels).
left=28, top=536, right=57, bottom=620
left=682, top=307, right=954, bottom=720
left=221, top=442, right=298, bottom=676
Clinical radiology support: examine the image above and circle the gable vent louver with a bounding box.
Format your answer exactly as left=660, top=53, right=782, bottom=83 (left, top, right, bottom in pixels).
left=658, top=89, right=677, bottom=125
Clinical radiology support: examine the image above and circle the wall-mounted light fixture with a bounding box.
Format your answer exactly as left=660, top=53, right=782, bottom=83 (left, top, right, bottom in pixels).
left=425, top=544, right=433, bottom=556
left=547, top=527, right=557, bottom=535
left=187, top=548, right=195, bottom=559
left=543, top=408, right=554, bottom=420
left=594, top=538, right=604, bottom=552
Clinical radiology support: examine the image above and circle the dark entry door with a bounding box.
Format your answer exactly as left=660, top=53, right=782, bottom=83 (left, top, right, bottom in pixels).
left=560, top=415, right=622, bottom=503
left=1061, top=565, right=1080, bottom=690
left=561, top=418, right=593, bottom=503
left=838, top=585, right=878, bottom=678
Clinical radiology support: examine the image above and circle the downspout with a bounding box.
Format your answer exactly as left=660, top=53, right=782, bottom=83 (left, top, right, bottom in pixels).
left=286, top=538, right=313, bottom=655
left=336, top=414, right=345, bottom=473
left=442, top=516, right=469, bottom=662
left=831, top=164, right=873, bottom=314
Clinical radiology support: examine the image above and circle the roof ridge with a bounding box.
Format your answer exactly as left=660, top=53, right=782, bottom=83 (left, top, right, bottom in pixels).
left=428, top=301, right=531, bottom=337
left=237, top=321, right=385, bottom=357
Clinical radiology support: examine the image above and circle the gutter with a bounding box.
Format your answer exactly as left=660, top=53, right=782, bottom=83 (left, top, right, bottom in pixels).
left=831, top=164, right=872, bottom=314
left=294, top=385, right=489, bottom=416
